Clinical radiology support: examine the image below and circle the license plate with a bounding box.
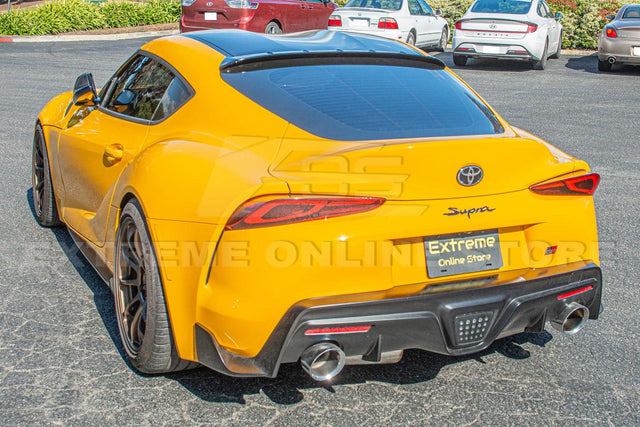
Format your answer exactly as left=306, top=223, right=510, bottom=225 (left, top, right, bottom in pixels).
left=633, top=47, right=640, bottom=56
left=204, top=12, right=217, bottom=21
left=483, top=45, right=502, bottom=54
left=424, top=230, right=503, bottom=278
left=351, top=18, right=369, bottom=28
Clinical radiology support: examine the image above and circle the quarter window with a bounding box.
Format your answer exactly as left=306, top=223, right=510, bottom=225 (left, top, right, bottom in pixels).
left=408, top=0, right=422, bottom=15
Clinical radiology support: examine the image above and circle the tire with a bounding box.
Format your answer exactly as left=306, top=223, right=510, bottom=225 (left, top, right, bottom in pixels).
left=265, top=21, right=282, bottom=34
left=532, top=39, right=548, bottom=70
left=406, top=31, right=416, bottom=46
left=550, top=31, right=562, bottom=59
left=32, top=123, right=61, bottom=227
left=453, top=54, right=467, bottom=66
left=436, top=27, right=448, bottom=52
left=598, top=59, right=613, bottom=72
left=114, top=199, right=197, bottom=373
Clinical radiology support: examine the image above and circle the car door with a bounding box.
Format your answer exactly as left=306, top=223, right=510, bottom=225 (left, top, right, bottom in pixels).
left=417, top=0, right=440, bottom=44
left=542, top=0, right=560, bottom=51
left=302, top=0, right=332, bottom=29
left=536, top=0, right=557, bottom=52
left=406, top=0, right=425, bottom=43
left=56, top=54, right=185, bottom=245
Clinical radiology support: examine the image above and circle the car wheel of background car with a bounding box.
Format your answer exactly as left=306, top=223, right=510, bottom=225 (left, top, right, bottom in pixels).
left=406, top=31, right=416, bottom=46
left=453, top=54, right=467, bottom=66
left=436, top=27, right=448, bottom=52
left=597, top=59, right=613, bottom=72
left=114, top=199, right=197, bottom=374
left=265, top=21, right=282, bottom=34
left=532, top=39, right=548, bottom=70
left=550, top=31, right=562, bottom=59
left=32, top=123, right=61, bottom=227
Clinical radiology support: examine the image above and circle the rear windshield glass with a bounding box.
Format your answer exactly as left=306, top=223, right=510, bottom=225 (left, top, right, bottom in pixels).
left=222, top=63, right=503, bottom=141
left=471, top=0, right=532, bottom=14
left=622, top=6, right=640, bottom=18
left=343, top=0, right=402, bottom=10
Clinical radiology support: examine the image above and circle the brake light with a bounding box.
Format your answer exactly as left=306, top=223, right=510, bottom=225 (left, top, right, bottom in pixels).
left=305, top=325, right=372, bottom=335
left=378, top=17, right=399, bottom=29
left=455, top=20, right=463, bottom=30
left=226, top=196, right=385, bottom=230
left=224, top=0, right=258, bottom=8
left=530, top=173, right=600, bottom=196
left=328, top=15, right=342, bottom=27
left=557, top=285, right=593, bottom=300
left=606, top=27, right=617, bottom=38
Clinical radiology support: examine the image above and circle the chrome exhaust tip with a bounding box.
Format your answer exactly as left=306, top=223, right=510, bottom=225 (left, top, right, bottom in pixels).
left=608, top=56, right=616, bottom=64
left=300, top=342, right=346, bottom=382
left=550, top=302, right=590, bottom=335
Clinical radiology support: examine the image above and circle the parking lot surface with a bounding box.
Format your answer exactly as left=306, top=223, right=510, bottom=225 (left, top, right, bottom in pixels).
left=0, top=39, right=639, bottom=425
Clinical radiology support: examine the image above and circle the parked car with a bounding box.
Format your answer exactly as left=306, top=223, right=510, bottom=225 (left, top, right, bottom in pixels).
left=328, top=0, right=448, bottom=49
left=452, top=0, right=563, bottom=69
left=33, top=30, right=602, bottom=381
left=180, top=0, right=336, bottom=34
left=597, top=4, right=640, bottom=71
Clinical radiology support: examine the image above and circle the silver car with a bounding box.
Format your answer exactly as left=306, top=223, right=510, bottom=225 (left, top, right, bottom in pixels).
left=598, top=4, right=640, bottom=71
left=452, top=0, right=563, bottom=70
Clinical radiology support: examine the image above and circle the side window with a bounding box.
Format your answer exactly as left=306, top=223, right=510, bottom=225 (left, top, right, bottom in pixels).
left=537, top=1, right=545, bottom=17
left=104, top=55, right=190, bottom=122
left=417, top=0, right=434, bottom=15
left=543, top=1, right=553, bottom=18
left=408, top=0, right=422, bottom=15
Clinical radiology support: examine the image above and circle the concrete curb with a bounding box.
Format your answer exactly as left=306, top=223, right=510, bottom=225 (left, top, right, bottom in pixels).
left=0, top=29, right=179, bottom=43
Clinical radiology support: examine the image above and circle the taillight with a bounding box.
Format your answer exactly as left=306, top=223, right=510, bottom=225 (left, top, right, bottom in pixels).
left=378, top=17, right=399, bottom=29
left=455, top=20, right=463, bottom=30
left=606, top=27, right=617, bottom=38
left=305, top=325, right=372, bottom=335
left=224, top=0, right=258, bottom=8
left=526, top=23, right=538, bottom=33
left=226, top=196, right=385, bottom=230
left=530, top=173, right=600, bottom=196
left=328, top=15, right=342, bottom=27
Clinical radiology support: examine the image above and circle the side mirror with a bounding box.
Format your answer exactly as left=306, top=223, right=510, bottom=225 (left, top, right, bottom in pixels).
left=605, top=14, right=615, bottom=20
left=555, top=11, right=563, bottom=20
left=435, top=9, right=442, bottom=16
left=73, top=73, right=99, bottom=106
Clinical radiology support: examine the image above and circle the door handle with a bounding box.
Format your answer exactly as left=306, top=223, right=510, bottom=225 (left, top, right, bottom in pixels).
left=104, top=144, right=124, bottom=164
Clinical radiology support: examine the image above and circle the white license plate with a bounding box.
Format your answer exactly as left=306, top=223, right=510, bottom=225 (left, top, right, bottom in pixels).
left=204, top=12, right=217, bottom=21
left=483, top=45, right=502, bottom=54
left=351, top=18, right=369, bottom=28
left=424, top=230, right=503, bottom=278
left=633, top=47, right=640, bottom=56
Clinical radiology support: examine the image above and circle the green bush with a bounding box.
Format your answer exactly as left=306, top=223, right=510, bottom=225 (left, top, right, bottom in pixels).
left=0, top=0, right=181, bottom=36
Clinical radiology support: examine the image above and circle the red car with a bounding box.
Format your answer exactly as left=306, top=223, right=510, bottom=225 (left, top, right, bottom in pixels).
left=180, top=0, right=337, bottom=34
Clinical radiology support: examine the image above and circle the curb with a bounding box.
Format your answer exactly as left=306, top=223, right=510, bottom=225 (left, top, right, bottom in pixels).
left=0, top=29, right=179, bottom=43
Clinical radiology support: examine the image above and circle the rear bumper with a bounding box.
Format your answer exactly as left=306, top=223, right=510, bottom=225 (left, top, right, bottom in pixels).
left=195, top=262, right=602, bottom=377
left=598, top=36, right=640, bottom=65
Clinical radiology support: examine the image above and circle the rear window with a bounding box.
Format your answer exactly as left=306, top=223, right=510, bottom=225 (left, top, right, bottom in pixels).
left=222, top=63, right=503, bottom=141
left=471, top=0, right=532, bottom=14
left=343, top=0, right=402, bottom=10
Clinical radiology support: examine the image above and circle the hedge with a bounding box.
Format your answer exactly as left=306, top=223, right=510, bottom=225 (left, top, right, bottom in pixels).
left=0, top=0, right=628, bottom=48
left=0, top=0, right=181, bottom=36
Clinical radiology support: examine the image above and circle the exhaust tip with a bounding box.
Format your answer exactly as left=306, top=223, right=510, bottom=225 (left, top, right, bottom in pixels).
left=551, top=302, right=589, bottom=335
left=608, top=56, right=616, bottom=64
left=300, top=342, right=346, bottom=382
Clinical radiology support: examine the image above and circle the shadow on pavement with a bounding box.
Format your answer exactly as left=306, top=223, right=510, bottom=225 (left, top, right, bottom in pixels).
left=28, top=187, right=554, bottom=404
left=565, top=53, right=640, bottom=75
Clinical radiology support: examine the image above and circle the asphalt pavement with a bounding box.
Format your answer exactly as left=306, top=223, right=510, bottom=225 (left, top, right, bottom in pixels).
left=0, top=39, right=639, bottom=425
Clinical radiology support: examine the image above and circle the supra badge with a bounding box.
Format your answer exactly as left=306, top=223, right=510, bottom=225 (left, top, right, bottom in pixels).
left=457, top=165, right=483, bottom=186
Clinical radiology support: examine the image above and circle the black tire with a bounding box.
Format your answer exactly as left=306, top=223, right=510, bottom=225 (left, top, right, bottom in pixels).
left=32, top=123, right=61, bottom=227
left=406, top=31, right=416, bottom=46
left=453, top=54, right=468, bottom=66
left=598, top=59, right=613, bottom=72
left=532, top=40, right=548, bottom=70
left=265, top=21, right=282, bottom=34
left=436, top=27, right=448, bottom=52
left=114, top=199, right=197, bottom=373
left=550, top=31, right=562, bottom=59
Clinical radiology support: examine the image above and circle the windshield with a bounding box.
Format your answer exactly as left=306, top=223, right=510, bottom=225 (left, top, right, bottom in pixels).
left=222, top=63, right=503, bottom=141
left=343, top=0, right=402, bottom=10
left=622, top=6, right=640, bottom=18
left=471, top=0, right=533, bottom=14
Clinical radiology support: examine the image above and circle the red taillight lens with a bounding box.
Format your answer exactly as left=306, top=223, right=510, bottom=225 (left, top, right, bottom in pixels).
left=557, top=285, right=593, bottom=300
left=378, top=17, right=399, bottom=29
left=328, top=15, right=342, bottom=27
left=455, top=20, right=463, bottom=30
left=526, top=23, right=538, bottom=33
left=226, top=197, right=385, bottom=230
left=305, top=325, right=372, bottom=335
left=530, top=173, right=600, bottom=196
left=606, top=27, right=617, bottom=38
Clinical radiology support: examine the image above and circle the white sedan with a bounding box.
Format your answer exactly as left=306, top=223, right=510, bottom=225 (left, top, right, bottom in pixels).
left=452, top=0, right=563, bottom=69
left=328, top=0, right=449, bottom=50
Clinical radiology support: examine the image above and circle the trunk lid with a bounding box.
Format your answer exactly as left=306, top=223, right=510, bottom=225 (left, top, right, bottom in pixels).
left=457, top=17, right=534, bottom=40
left=335, top=8, right=390, bottom=30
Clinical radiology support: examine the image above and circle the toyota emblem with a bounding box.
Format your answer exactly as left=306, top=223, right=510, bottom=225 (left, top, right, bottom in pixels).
left=457, top=165, right=483, bottom=186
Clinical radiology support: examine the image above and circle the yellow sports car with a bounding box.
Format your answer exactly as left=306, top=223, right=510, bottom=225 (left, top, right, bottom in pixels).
left=33, top=30, right=602, bottom=381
